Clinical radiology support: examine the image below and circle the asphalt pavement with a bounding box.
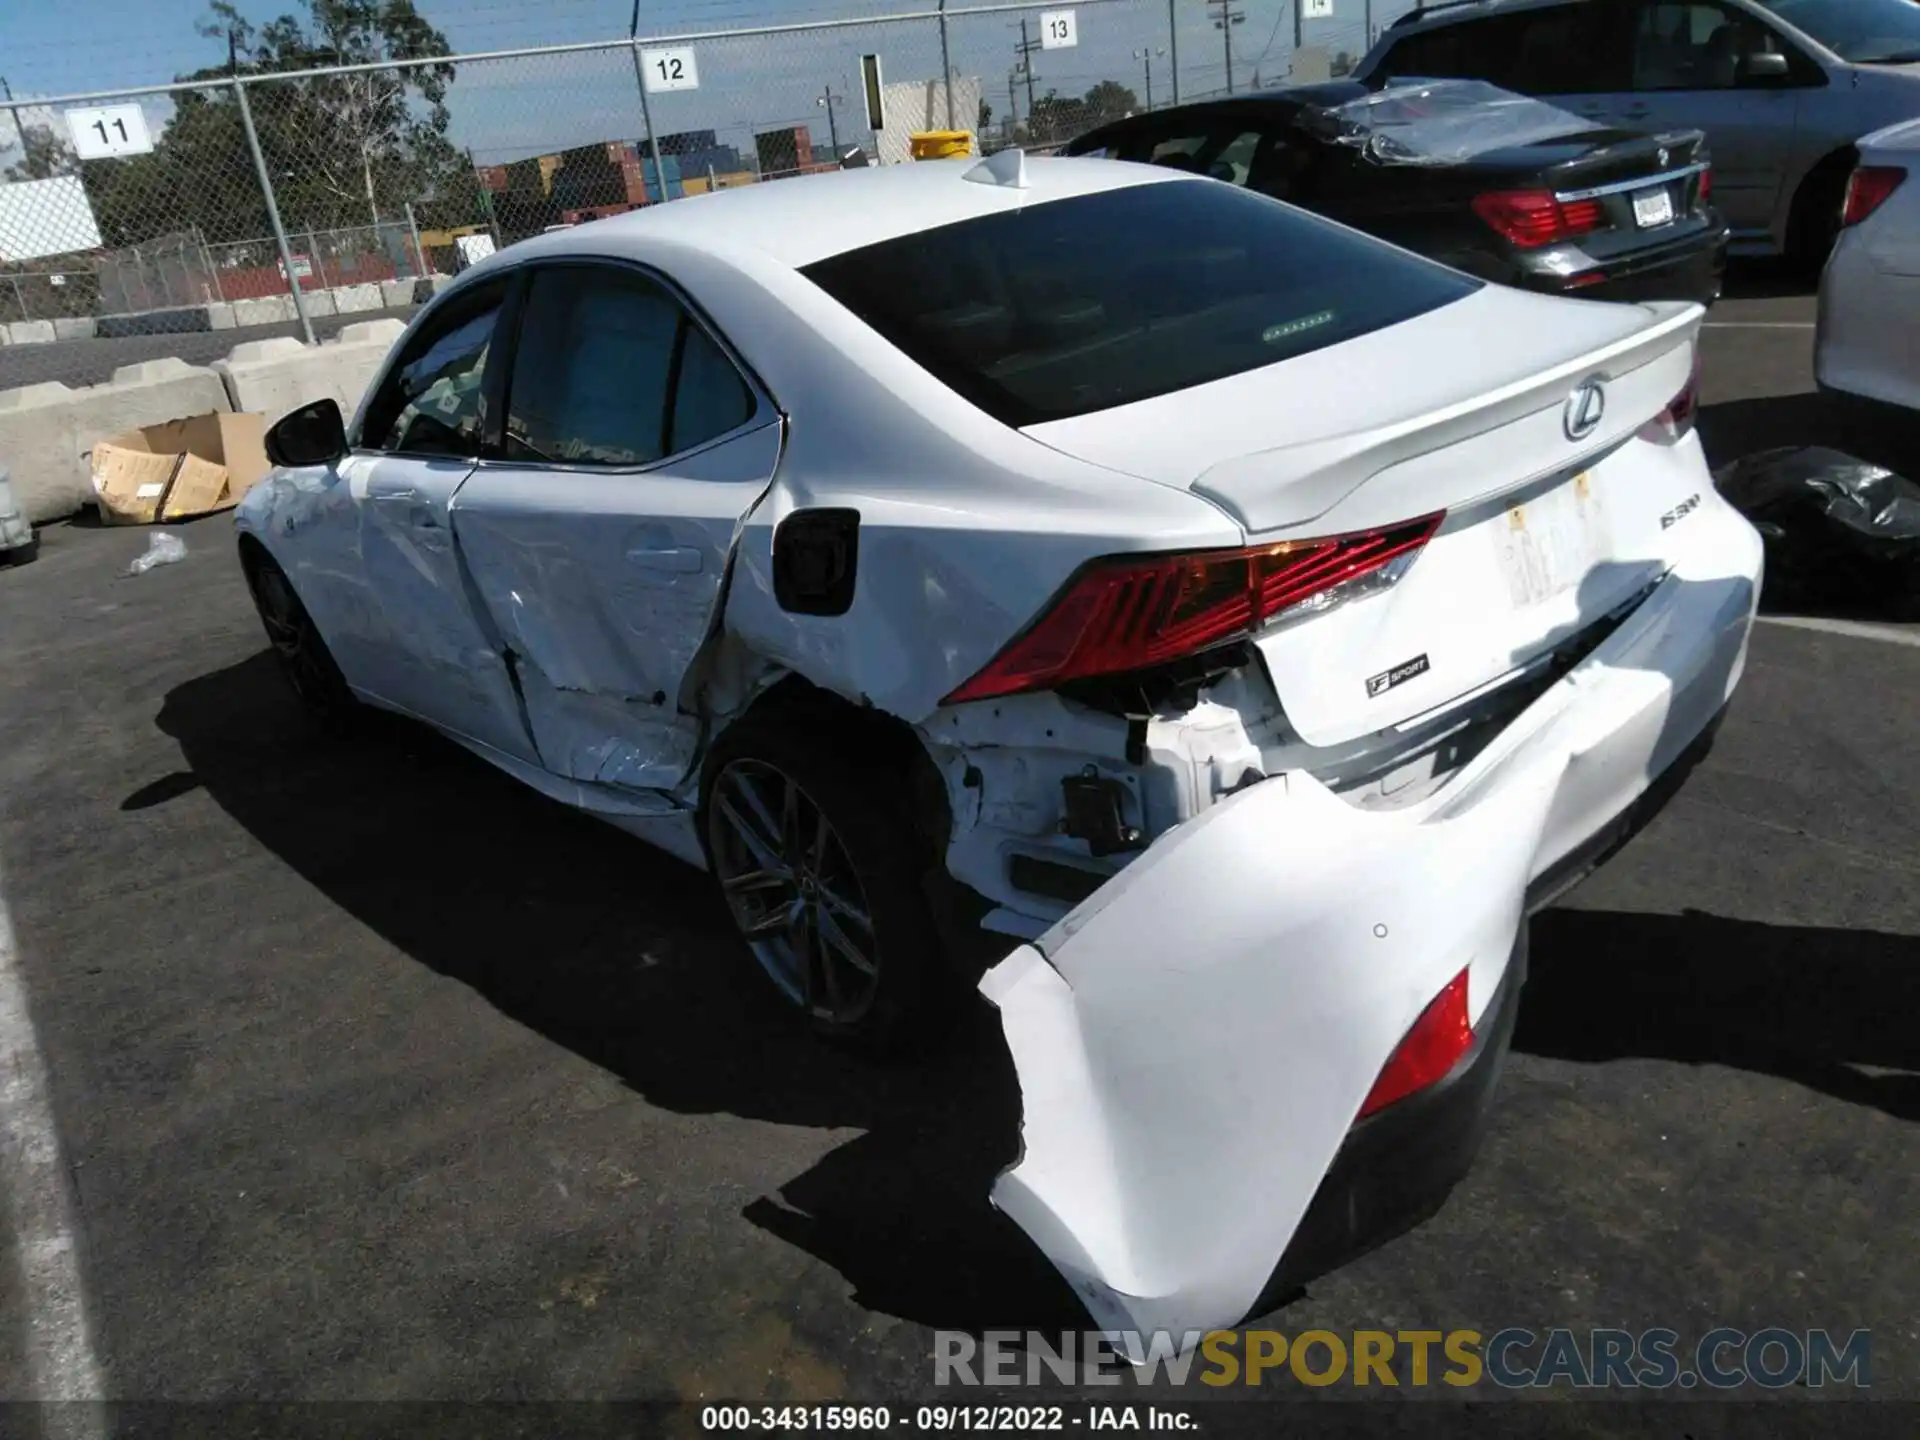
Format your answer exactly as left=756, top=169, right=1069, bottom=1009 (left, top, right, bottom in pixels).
left=0, top=276, right=1915, bottom=1423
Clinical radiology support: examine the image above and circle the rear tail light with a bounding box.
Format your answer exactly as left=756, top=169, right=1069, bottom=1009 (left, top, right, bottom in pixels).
left=1471, top=189, right=1604, bottom=248
left=1640, top=348, right=1702, bottom=443
left=941, top=514, right=1444, bottom=705
left=1697, top=167, right=1713, bottom=204
left=1358, top=968, right=1473, bottom=1120
left=1841, top=165, right=1906, bottom=228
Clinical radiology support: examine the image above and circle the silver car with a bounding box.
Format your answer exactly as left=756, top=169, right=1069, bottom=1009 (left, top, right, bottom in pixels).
left=1354, top=0, right=1920, bottom=265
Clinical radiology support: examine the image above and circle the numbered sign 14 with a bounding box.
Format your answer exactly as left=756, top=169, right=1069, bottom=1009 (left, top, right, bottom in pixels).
left=1039, top=10, right=1078, bottom=49
left=65, top=104, right=154, bottom=160
left=641, top=46, right=700, bottom=93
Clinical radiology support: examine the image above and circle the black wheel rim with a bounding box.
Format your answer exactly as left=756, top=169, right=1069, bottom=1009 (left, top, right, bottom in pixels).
left=706, top=758, right=881, bottom=1025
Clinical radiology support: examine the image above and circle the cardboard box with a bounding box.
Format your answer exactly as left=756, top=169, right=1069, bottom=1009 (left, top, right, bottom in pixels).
left=89, top=413, right=270, bottom=526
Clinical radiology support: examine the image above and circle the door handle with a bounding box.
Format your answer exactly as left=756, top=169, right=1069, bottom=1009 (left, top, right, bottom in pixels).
left=626, top=545, right=703, bottom=574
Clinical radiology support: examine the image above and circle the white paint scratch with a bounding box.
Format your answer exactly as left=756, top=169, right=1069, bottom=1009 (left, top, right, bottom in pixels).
left=0, top=852, right=104, bottom=1428
left=1702, top=321, right=1816, bottom=330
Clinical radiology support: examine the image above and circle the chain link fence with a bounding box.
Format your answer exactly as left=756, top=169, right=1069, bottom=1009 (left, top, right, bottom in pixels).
left=0, top=0, right=1410, bottom=391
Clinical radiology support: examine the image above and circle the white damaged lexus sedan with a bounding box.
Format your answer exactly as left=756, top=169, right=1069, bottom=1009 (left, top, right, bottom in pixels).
left=235, top=150, right=1762, bottom=1343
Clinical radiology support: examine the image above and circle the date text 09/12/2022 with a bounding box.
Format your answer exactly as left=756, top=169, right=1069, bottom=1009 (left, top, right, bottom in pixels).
left=701, top=1407, right=1194, bottom=1432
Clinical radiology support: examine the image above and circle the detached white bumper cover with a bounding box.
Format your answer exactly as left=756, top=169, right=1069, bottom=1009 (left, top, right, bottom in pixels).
left=979, top=497, right=1763, bottom=1343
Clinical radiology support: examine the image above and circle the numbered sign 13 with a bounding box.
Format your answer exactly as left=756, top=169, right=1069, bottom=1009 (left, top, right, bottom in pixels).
left=1039, top=10, right=1079, bottom=48
left=641, top=47, right=700, bottom=93
left=66, top=104, right=154, bottom=160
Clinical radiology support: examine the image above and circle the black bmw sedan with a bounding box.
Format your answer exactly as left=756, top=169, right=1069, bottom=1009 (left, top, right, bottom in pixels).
left=1063, top=78, right=1729, bottom=305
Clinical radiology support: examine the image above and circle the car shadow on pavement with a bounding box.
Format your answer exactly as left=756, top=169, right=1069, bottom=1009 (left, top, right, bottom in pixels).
left=1518, top=907, right=1920, bottom=1123
left=142, top=653, right=1916, bottom=1340
left=1699, top=392, right=1920, bottom=478
left=145, top=650, right=1088, bottom=1336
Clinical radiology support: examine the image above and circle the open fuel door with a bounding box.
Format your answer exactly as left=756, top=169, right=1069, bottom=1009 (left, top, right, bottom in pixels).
left=979, top=755, right=1563, bottom=1345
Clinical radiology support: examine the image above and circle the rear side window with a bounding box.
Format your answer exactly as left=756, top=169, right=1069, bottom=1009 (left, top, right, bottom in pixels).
left=1377, top=11, right=1538, bottom=86
left=504, top=265, right=756, bottom=467
left=799, top=179, right=1479, bottom=428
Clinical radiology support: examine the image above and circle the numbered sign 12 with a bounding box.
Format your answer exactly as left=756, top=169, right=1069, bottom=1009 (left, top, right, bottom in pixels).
left=66, top=104, right=154, bottom=160
left=1039, top=10, right=1079, bottom=49
left=641, top=46, right=700, bottom=93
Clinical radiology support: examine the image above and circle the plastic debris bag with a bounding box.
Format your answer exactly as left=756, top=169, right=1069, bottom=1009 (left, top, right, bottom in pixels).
left=1299, top=79, right=1605, bottom=167
left=127, top=531, right=188, bottom=576
left=1712, top=446, right=1920, bottom=616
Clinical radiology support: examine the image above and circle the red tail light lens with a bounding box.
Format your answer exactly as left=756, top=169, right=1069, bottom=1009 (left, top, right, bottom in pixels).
left=1697, top=167, right=1713, bottom=203
left=942, top=514, right=1443, bottom=705
left=1358, top=968, right=1473, bottom=1120
left=1841, top=165, right=1906, bottom=228
left=1640, top=348, right=1702, bottom=443
left=1471, top=189, right=1603, bottom=248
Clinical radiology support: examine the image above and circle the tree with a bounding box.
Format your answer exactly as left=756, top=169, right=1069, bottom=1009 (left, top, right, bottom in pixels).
left=1331, top=49, right=1357, bottom=77
left=978, top=97, right=993, bottom=132
left=1082, top=79, right=1139, bottom=124
left=198, top=0, right=458, bottom=228
left=81, top=0, right=466, bottom=249
left=3, top=124, right=78, bottom=182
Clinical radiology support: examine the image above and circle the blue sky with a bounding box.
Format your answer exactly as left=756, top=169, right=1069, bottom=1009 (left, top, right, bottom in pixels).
left=2, top=0, right=1402, bottom=168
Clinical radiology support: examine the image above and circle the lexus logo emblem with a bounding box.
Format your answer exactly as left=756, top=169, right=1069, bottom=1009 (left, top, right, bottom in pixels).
left=1564, top=379, right=1607, bottom=441
left=1658, top=146, right=1670, bottom=167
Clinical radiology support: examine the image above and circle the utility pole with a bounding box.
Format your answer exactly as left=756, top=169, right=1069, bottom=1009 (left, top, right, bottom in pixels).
left=1013, top=19, right=1040, bottom=111
left=1168, top=0, right=1180, bottom=104
left=1208, top=0, right=1246, bottom=95
left=1133, top=46, right=1166, bottom=110
left=816, top=85, right=843, bottom=160
left=1007, top=70, right=1020, bottom=142
left=1294, top=0, right=1305, bottom=55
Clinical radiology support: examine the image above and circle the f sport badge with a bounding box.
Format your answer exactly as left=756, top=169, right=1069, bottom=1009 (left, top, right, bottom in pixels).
left=1366, top=653, right=1431, bottom=698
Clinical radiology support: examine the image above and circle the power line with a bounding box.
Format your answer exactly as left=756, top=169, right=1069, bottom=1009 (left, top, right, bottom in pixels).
left=1206, top=0, right=1247, bottom=95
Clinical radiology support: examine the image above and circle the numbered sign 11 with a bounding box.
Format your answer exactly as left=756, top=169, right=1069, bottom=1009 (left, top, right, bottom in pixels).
left=641, top=46, right=700, bottom=93
left=66, top=104, right=154, bottom=160
left=1039, top=10, right=1079, bottom=48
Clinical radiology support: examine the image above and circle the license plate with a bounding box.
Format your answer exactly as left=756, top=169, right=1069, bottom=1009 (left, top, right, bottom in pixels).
left=1632, top=186, right=1675, bottom=228
left=1495, top=471, right=1610, bottom=609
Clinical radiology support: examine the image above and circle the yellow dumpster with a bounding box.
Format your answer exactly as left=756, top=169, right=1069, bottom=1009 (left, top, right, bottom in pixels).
left=909, top=130, right=975, bottom=160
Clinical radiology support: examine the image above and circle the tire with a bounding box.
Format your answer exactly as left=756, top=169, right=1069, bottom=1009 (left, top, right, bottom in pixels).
left=699, top=700, right=960, bottom=1053
left=240, top=545, right=359, bottom=730
left=1790, top=158, right=1852, bottom=276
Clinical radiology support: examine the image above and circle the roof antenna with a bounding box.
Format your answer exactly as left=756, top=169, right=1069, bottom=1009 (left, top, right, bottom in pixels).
left=964, top=147, right=1028, bottom=189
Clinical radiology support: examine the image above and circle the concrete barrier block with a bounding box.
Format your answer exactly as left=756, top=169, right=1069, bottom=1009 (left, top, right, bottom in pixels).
left=207, top=303, right=237, bottom=331
left=52, top=318, right=96, bottom=341
left=331, top=283, right=382, bottom=314
left=6, top=321, right=56, bottom=346
left=380, top=279, right=416, bottom=309
left=0, top=382, right=81, bottom=523
left=232, top=296, right=296, bottom=326
left=300, top=289, right=337, bottom=320
left=215, top=320, right=403, bottom=427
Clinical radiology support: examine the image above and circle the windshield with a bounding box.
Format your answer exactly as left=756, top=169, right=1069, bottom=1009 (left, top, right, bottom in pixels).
left=1302, top=78, right=1603, bottom=166
left=799, top=179, right=1480, bottom=428
left=1758, top=0, right=1920, bottom=62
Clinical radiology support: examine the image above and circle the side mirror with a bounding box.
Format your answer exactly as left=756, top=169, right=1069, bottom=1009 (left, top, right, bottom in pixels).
left=265, top=398, right=347, bottom=468
left=1745, top=50, right=1791, bottom=80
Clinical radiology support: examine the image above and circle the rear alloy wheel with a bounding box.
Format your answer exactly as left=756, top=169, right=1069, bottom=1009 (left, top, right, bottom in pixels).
left=243, top=549, right=357, bottom=727
left=707, top=758, right=882, bottom=1027
left=699, top=706, right=959, bottom=1051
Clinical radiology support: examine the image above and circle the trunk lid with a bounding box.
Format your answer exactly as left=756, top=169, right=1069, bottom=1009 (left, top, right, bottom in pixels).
left=1023, top=285, right=1706, bottom=747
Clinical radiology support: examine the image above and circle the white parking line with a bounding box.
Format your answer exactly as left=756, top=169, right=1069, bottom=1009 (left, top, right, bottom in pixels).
left=1759, top=614, right=1920, bottom=647
left=0, top=855, right=104, bottom=1422
left=1701, top=321, right=1816, bottom=329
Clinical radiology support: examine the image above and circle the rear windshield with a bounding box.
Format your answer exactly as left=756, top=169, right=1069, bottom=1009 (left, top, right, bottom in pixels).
left=798, top=178, right=1481, bottom=428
